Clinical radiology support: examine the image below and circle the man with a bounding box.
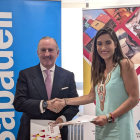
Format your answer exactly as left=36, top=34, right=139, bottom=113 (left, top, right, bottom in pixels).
left=13, top=36, right=79, bottom=140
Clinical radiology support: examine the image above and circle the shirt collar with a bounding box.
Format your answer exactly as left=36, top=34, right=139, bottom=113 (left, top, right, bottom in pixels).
left=40, top=63, right=55, bottom=72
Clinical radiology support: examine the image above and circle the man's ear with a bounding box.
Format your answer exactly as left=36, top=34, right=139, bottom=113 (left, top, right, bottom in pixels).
left=57, top=50, right=60, bottom=56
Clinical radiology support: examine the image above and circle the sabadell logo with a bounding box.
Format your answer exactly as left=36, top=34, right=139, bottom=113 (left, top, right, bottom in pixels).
left=137, top=120, right=140, bottom=130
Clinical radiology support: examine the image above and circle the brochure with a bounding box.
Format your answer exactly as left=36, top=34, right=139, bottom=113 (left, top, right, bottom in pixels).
left=30, top=120, right=61, bottom=140
left=56, top=115, right=96, bottom=126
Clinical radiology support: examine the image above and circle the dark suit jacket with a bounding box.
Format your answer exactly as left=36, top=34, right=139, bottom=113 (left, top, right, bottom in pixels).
left=13, top=64, right=79, bottom=140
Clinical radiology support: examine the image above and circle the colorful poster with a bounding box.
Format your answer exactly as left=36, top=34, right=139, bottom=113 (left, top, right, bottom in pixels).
left=0, top=0, right=61, bottom=139
left=83, top=7, right=140, bottom=140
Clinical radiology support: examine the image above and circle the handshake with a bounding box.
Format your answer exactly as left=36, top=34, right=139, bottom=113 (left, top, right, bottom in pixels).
left=46, top=98, right=66, bottom=113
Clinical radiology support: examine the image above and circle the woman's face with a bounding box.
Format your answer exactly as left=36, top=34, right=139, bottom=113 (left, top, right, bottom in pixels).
left=96, top=33, right=116, bottom=61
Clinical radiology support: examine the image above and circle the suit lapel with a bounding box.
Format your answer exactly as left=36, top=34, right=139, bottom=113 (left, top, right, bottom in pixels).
left=51, top=65, right=64, bottom=99
left=32, top=64, right=48, bottom=100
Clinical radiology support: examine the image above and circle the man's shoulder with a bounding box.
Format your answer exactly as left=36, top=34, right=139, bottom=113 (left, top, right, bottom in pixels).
left=20, top=64, right=40, bottom=74
left=56, top=65, right=73, bottom=75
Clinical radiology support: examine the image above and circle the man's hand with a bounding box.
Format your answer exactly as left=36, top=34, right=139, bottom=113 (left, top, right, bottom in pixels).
left=46, top=100, right=65, bottom=113
left=54, top=117, right=64, bottom=129
left=90, top=115, right=108, bottom=126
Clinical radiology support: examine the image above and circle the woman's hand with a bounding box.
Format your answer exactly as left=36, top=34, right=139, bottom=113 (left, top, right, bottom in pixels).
left=91, top=115, right=108, bottom=126
left=51, top=98, right=65, bottom=105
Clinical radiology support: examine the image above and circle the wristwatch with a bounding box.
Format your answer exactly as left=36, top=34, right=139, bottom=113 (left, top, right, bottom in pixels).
left=42, top=100, right=47, bottom=110
left=105, top=114, right=113, bottom=123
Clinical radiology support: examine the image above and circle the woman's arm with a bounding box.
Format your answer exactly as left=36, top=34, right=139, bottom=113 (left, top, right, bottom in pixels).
left=64, top=86, right=95, bottom=105
left=112, top=59, right=139, bottom=118
left=52, top=86, right=95, bottom=111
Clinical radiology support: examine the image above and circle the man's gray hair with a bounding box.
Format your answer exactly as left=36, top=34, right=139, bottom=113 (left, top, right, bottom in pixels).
left=37, top=36, right=59, bottom=50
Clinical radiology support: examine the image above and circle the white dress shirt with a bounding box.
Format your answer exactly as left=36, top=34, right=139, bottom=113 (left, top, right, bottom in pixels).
left=39, top=63, right=66, bottom=122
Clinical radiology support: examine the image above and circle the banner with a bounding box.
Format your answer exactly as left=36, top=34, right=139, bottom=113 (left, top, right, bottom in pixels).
left=83, top=6, right=140, bottom=140
left=0, top=0, right=61, bottom=139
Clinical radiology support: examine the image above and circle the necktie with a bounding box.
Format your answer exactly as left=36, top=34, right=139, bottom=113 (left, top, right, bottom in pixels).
left=45, top=69, right=52, bottom=100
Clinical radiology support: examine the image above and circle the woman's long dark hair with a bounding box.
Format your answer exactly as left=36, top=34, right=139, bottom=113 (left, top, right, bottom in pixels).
left=91, top=26, right=127, bottom=87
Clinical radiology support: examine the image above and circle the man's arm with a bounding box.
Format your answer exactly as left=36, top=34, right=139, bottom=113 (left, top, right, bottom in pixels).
left=13, top=69, right=66, bottom=116
left=13, top=70, right=41, bottom=115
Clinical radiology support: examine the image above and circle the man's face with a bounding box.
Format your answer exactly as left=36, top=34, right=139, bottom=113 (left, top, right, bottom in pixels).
left=37, top=38, right=59, bottom=69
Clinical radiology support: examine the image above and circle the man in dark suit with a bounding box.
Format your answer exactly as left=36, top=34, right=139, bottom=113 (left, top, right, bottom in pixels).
left=13, top=36, right=79, bottom=140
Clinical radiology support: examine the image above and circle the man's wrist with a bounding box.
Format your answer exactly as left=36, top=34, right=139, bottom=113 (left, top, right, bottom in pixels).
left=59, top=115, right=66, bottom=123
left=46, top=100, right=51, bottom=109
left=40, top=100, right=45, bottom=113
left=42, top=100, right=48, bottom=110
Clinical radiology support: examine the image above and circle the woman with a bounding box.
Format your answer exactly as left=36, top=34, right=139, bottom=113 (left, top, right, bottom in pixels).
left=53, top=26, right=139, bottom=140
